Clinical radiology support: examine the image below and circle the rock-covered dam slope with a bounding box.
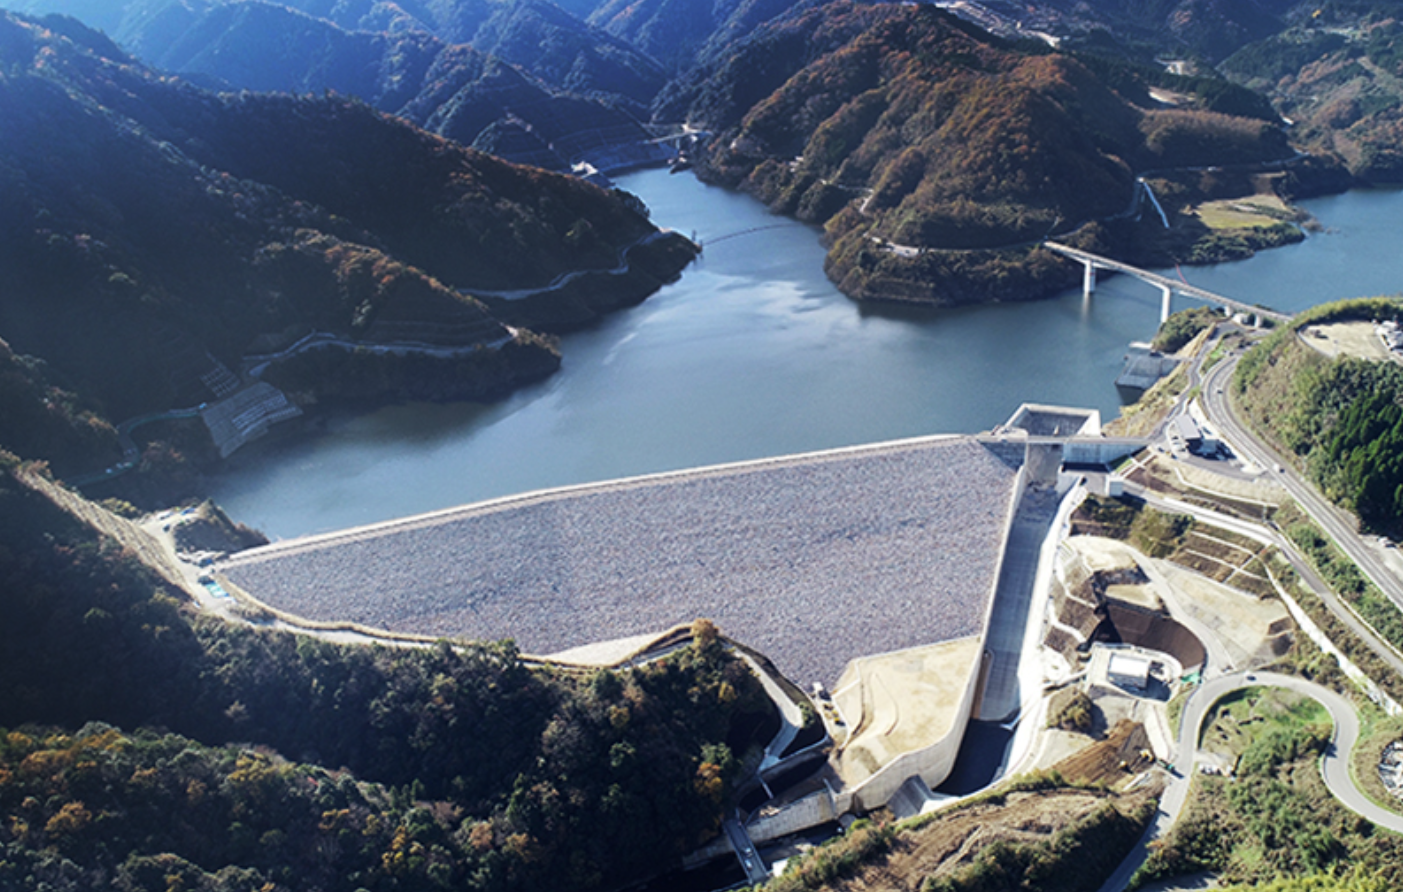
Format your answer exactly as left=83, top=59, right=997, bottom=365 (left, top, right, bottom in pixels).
left=220, top=436, right=1019, bottom=686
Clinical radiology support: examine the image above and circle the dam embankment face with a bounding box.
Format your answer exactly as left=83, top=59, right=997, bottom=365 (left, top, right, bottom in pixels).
left=220, top=436, right=1019, bottom=687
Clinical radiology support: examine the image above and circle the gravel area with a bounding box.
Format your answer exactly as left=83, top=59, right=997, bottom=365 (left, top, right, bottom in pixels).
left=221, top=437, right=1019, bottom=686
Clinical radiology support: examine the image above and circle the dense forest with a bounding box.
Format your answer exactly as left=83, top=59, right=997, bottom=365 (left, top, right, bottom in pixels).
left=1221, top=12, right=1403, bottom=181
left=0, top=10, right=695, bottom=489
left=9, top=0, right=1371, bottom=319
left=972, top=0, right=1403, bottom=183
left=0, top=456, right=777, bottom=890
left=667, top=1, right=1296, bottom=305
left=7, top=0, right=668, bottom=111
left=1234, top=298, right=1403, bottom=535
left=114, top=0, right=666, bottom=131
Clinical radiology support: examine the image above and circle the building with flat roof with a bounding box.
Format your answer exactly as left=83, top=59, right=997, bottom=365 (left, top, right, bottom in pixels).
left=1108, top=652, right=1153, bottom=691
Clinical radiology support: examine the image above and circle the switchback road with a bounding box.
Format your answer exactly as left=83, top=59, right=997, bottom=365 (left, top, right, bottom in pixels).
left=1099, top=670, right=1403, bottom=892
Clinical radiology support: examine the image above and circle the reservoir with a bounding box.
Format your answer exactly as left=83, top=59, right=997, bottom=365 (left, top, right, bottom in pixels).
left=208, top=173, right=1403, bottom=538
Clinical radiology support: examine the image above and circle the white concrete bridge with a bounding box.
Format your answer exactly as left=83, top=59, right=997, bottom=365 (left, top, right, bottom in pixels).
left=1043, top=242, right=1293, bottom=326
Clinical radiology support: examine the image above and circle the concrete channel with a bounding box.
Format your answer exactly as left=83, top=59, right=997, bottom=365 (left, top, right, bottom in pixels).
left=977, top=484, right=1063, bottom=721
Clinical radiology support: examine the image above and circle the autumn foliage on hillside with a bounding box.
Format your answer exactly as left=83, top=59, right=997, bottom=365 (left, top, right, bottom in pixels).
left=683, top=2, right=1293, bottom=304
left=0, top=461, right=776, bottom=890
left=1223, top=15, right=1403, bottom=182
left=0, top=11, right=691, bottom=478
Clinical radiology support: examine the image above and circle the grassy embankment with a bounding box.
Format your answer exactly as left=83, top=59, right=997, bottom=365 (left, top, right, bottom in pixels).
left=1104, top=321, right=1218, bottom=440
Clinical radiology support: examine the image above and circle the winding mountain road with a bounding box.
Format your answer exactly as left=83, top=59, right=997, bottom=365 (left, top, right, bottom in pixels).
left=1200, top=352, right=1403, bottom=616
left=1181, top=672, right=1402, bottom=831
left=466, top=229, right=687, bottom=300
left=1099, top=670, right=1403, bottom=892
left=1097, top=330, right=1403, bottom=889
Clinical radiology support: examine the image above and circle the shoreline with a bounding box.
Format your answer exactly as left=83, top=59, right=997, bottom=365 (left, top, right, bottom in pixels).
left=128, top=175, right=1393, bottom=538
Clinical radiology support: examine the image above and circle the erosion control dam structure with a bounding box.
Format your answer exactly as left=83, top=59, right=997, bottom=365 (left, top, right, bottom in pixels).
left=219, top=420, right=1145, bottom=817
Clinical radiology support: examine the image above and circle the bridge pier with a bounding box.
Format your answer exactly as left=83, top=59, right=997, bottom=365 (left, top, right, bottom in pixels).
left=1159, top=285, right=1173, bottom=324
left=1042, top=242, right=1292, bottom=327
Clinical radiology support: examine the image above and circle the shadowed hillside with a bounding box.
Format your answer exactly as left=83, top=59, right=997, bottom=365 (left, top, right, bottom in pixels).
left=0, top=456, right=776, bottom=891
left=0, top=10, right=693, bottom=481
left=17, top=0, right=670, bottom=112
left=587, top=0, right=801, bottom=72
left=11, top=0, right=669, bottom=174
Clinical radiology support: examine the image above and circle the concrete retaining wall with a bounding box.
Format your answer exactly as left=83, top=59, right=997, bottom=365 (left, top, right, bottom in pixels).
left=1062, top=439, right=1145, bottom=466
left=1103, top=603, right=1207, bottom=673
left=844, top=657, right=980, bottom=813
left=748, top=787, right=840, bottom=843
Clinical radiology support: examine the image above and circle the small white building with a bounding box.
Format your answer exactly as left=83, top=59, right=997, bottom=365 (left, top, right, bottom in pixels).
left=1172, top=415, right=1202, bottom=449
left=1378, top=320, right=1403, bottom=353
left=1107, top=653, right=1153, bottom=691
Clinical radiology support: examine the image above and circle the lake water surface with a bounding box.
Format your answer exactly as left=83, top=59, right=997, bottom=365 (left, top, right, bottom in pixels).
left=208, top=173, right=1403, bottom=538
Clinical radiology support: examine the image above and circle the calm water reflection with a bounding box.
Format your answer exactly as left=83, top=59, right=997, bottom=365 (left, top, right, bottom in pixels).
left=207, top=174, right=1402, bottom=538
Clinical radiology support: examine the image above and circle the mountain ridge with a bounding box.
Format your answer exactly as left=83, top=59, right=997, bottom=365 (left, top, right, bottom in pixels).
left=678, top=2, right=1296, bottom=305
left=0, top=9, right=694, bottom=486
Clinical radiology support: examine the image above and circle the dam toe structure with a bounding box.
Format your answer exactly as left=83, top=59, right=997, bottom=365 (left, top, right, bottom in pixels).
left=217, top=417, right=1128, bottom=822
left=220, top=435, right=1020, bottom=688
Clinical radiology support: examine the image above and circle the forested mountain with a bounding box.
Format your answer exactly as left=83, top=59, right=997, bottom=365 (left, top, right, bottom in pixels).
left=0, top=10, right=694, bottom=479
left=585, top=0, right=802, bottom=72
left=60, top=0, right=666, bottom=174
left=8, top=0, right=668, bottom=110
left=961, top=0, right=1403, bottom=182
left=1221, top=10, right=1403, bottom=181
left=998, top=0, right=1300, bottom=63
left=674, top=2, right=1294, bottom=304
left=0, top=340, right=123, bottom=473
left=0, top=456, right=776, bottom=891
left=465, top=0, right=666, bottom=109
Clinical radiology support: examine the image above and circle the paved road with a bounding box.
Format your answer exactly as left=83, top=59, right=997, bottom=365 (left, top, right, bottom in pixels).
left=723, top=818, right=769, bottom=885
left=1099, top=670, right=1403, bottom=892
left=1126, top=333, right=1403, bottom=688
left=1184, top=672, right=1403, bottom=830
left=68, top=406, right=204, bottom=487
left=468, top=229, right=685, bottom=300
left=1201, top=354, right=1403, bottom=619
left=1119, top=479, right=1403, bottom=685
